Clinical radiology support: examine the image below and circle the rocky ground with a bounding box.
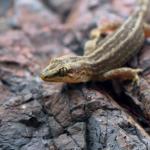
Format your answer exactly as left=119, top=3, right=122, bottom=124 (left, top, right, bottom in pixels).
left=0, top=0, right=150, bottom=149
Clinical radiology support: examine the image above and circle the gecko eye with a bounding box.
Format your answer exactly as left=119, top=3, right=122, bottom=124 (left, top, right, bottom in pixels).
left=100, top=32, right=107, bottom=38
left=58, top=67, right=68, bottom=76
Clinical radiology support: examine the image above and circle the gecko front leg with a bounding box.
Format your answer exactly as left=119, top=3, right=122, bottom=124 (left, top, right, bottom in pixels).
left=101, top=67, right=142, bottom=85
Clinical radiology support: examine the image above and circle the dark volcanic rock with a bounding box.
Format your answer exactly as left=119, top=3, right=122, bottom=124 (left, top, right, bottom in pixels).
left=53, top=122, right=86, bottom=149
left=87, top=108, right=150, bottom=150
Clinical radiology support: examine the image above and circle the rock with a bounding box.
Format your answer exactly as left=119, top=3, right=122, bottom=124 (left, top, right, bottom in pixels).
left=21, top=138, right=50, bottom=150
left=48, top=116, right=64, bottom=137
left=0, top=122, right=32, bottom=149
left=87, top=109, right=150, bottom=149
left=0, top=0, right=13, bottom=17
left=43, top=0, right=76, bottom=15
left=54, top=134, right=79, bottom=149
left=67, top=122, right=86, bottom=149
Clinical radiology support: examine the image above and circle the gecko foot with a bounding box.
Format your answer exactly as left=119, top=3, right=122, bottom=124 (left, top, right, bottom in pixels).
left=131, top=69, right=142, bottom=87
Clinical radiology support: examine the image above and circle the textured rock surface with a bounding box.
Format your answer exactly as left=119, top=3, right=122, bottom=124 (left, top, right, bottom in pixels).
left=87, top=108, right=150, bottom=149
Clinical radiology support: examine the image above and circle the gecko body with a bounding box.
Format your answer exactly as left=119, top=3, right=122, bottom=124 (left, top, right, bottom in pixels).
left=41, top=0, right=149, bottom=83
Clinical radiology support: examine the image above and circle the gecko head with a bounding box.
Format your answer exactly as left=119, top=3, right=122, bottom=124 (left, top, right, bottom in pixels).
left=40, top=56, right=90, bottom=83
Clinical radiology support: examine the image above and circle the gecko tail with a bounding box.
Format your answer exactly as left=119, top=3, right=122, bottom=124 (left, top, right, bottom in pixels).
left=138, top=0, right=149, bottom=16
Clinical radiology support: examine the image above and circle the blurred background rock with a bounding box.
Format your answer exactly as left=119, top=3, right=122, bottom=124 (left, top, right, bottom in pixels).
left=0, top=0, right=14, bottom=17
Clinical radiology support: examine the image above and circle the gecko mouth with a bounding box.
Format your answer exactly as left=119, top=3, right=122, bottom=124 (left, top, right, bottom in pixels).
left=40, top=72, right=47, bottom=80
left=40, top=71, right=79, bottom=83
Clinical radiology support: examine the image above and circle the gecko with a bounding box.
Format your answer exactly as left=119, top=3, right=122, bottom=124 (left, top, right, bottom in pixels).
left=40, top=0, right=150, bottom=83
